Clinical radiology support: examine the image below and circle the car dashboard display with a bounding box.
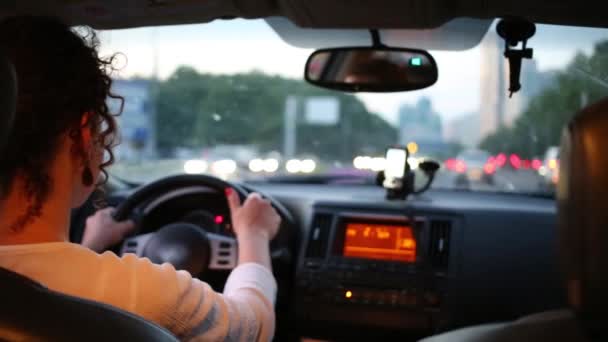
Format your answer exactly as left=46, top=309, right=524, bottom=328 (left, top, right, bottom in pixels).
left=341, top=220, right=417, bottom=263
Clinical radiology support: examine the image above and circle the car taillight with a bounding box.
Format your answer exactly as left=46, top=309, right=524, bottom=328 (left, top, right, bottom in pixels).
left=444, top=158, right=456, bottom=171
left=509, top=154, right=521, bottom=169
left=484, top=162, right=496, bottom=175
left=532, top=159, right=542, bottom=170
left=454, top=160, right=466, bottom=173
left=495, top=153, right=507, bottom=168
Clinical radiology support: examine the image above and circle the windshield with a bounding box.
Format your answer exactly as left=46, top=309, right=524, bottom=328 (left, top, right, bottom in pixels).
left=103, top=19, right=608, bottom=195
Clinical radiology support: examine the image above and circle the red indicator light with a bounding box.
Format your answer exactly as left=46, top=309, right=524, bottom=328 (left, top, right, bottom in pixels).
left=214, top=215, right=224, bottom=224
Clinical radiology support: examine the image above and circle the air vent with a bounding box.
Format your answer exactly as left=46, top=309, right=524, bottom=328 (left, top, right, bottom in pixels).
left=305, top=213, right=333, bottom=259
left=429, top=220, right=452, bottom=269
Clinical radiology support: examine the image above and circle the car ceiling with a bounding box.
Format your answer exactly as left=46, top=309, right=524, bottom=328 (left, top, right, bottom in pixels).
left=0, top=0, right=607, bottom=31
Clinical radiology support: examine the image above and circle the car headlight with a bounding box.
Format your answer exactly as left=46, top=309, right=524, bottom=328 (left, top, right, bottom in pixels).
left=370, top=157, right=386, bottom=172
left=212, top=159, right=237, bottom=175
left=184, top=159, right=208, bottom=174
left=353, top=156, right=371, bottom=170
left=263, top=158, right=280, bottom=173
left=248, top=158, right=265, bottom=173
left=285, top=159, right=302, bottom=173
left=300, top=159, right=316, bottom=173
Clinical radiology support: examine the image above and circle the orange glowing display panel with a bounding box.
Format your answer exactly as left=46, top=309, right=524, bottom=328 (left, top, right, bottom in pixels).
left=343, top=223, right=416, bottom=263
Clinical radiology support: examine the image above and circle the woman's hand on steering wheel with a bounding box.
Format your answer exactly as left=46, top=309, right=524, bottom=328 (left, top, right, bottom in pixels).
left=226, top=188, right=281, bottom=269
left=82, top=207, right=136, bottom=253
left=226, top=188, right=281, bottom=242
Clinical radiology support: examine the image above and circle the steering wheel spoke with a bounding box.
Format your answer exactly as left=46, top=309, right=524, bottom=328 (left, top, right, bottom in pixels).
left=119, top=228, right=238, bottom=273
left=121, top=233, right=155, bottom=257
left=207, top=233, right=238, bottom=270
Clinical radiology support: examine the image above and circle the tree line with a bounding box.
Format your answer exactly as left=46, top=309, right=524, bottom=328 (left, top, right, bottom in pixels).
left=154, top=67, right=397, bottom=161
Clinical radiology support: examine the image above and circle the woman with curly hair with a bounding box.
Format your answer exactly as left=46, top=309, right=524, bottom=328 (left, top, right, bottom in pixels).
left=0, top=16, right=280, bottom=341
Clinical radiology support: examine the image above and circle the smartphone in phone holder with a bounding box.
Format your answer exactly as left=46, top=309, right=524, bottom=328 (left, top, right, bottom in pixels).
left=379, top=145, right=440, bottom=200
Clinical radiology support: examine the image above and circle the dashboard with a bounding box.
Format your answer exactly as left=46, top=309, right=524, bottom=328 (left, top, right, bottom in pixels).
left=249, top=183, right=565, bottom=340
left=73, top=181, right=565, bottom=341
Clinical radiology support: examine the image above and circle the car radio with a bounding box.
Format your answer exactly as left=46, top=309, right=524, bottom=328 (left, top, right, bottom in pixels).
left=294, top=210, right=453, bottom=332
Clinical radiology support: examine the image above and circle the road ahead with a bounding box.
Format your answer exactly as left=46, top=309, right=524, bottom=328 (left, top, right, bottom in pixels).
left=432, top=169, right=547, bottom=194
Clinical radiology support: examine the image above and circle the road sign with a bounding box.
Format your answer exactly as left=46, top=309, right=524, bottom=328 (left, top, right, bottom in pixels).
left=305, top=97, right=340, bottom=125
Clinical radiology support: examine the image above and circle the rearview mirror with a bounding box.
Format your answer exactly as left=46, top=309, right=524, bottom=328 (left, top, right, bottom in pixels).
left=305, top=47, right=438, bottom=92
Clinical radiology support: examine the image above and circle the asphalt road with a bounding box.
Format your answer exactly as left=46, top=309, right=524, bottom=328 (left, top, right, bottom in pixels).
left=432, top=168, right=548, bottom=194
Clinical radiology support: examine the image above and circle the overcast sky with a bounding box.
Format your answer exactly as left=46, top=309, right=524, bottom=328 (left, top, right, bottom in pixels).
left=99, top=19, right=607, bottom=125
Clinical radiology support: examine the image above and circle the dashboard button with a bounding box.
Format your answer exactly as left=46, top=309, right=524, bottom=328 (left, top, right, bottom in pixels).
left=424, top=292, right=441, bottom=307
left=305, top=260, right=320, bottom=269
left=387, top=290, right=400, bottom=306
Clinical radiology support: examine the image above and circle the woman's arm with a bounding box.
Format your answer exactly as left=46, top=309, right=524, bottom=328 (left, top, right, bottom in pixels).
left=86, top=190, right=280, bottom=340
left=225, top=188, right=280, bottom=270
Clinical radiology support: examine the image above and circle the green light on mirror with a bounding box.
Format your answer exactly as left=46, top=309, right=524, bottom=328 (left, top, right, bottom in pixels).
left=410, top=57, right=422, bottom=67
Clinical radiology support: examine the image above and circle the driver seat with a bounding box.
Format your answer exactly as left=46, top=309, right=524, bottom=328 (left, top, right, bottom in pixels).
left=420, top=97, right=608, bottom=342
left=0, top=267, right=178, bottom=341
left=0, top=47, right=177, bottom=342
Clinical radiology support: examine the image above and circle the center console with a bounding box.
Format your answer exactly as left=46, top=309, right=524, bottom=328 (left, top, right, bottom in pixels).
left=293, top=206, right=456, bottom=338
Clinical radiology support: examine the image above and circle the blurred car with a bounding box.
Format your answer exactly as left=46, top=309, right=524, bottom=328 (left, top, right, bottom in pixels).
left=451, top=149, right=495, bottom=185
left=538, top=146, right=560, bottom=190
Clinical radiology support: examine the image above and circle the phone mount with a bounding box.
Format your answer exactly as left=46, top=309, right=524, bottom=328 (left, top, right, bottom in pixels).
left=496, top=18, right=536, bottom=98
left=377, top=146, right=440, bottom=200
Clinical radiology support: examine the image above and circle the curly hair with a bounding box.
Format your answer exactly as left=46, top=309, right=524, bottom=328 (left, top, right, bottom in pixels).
left=0, top=16, right=123, bottom=231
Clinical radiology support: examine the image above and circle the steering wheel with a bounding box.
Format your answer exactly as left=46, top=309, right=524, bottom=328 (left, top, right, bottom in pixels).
left=112, top=174, right=292, bottom=277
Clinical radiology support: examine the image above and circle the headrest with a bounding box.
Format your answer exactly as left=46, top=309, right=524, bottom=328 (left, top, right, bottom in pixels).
left=558, top=97, right=608, bottom=339
left=0, top=51, right=16, bottom=153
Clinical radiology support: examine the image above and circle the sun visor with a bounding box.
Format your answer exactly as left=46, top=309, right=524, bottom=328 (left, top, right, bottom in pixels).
left=265, top=17, right=492, bottom=51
